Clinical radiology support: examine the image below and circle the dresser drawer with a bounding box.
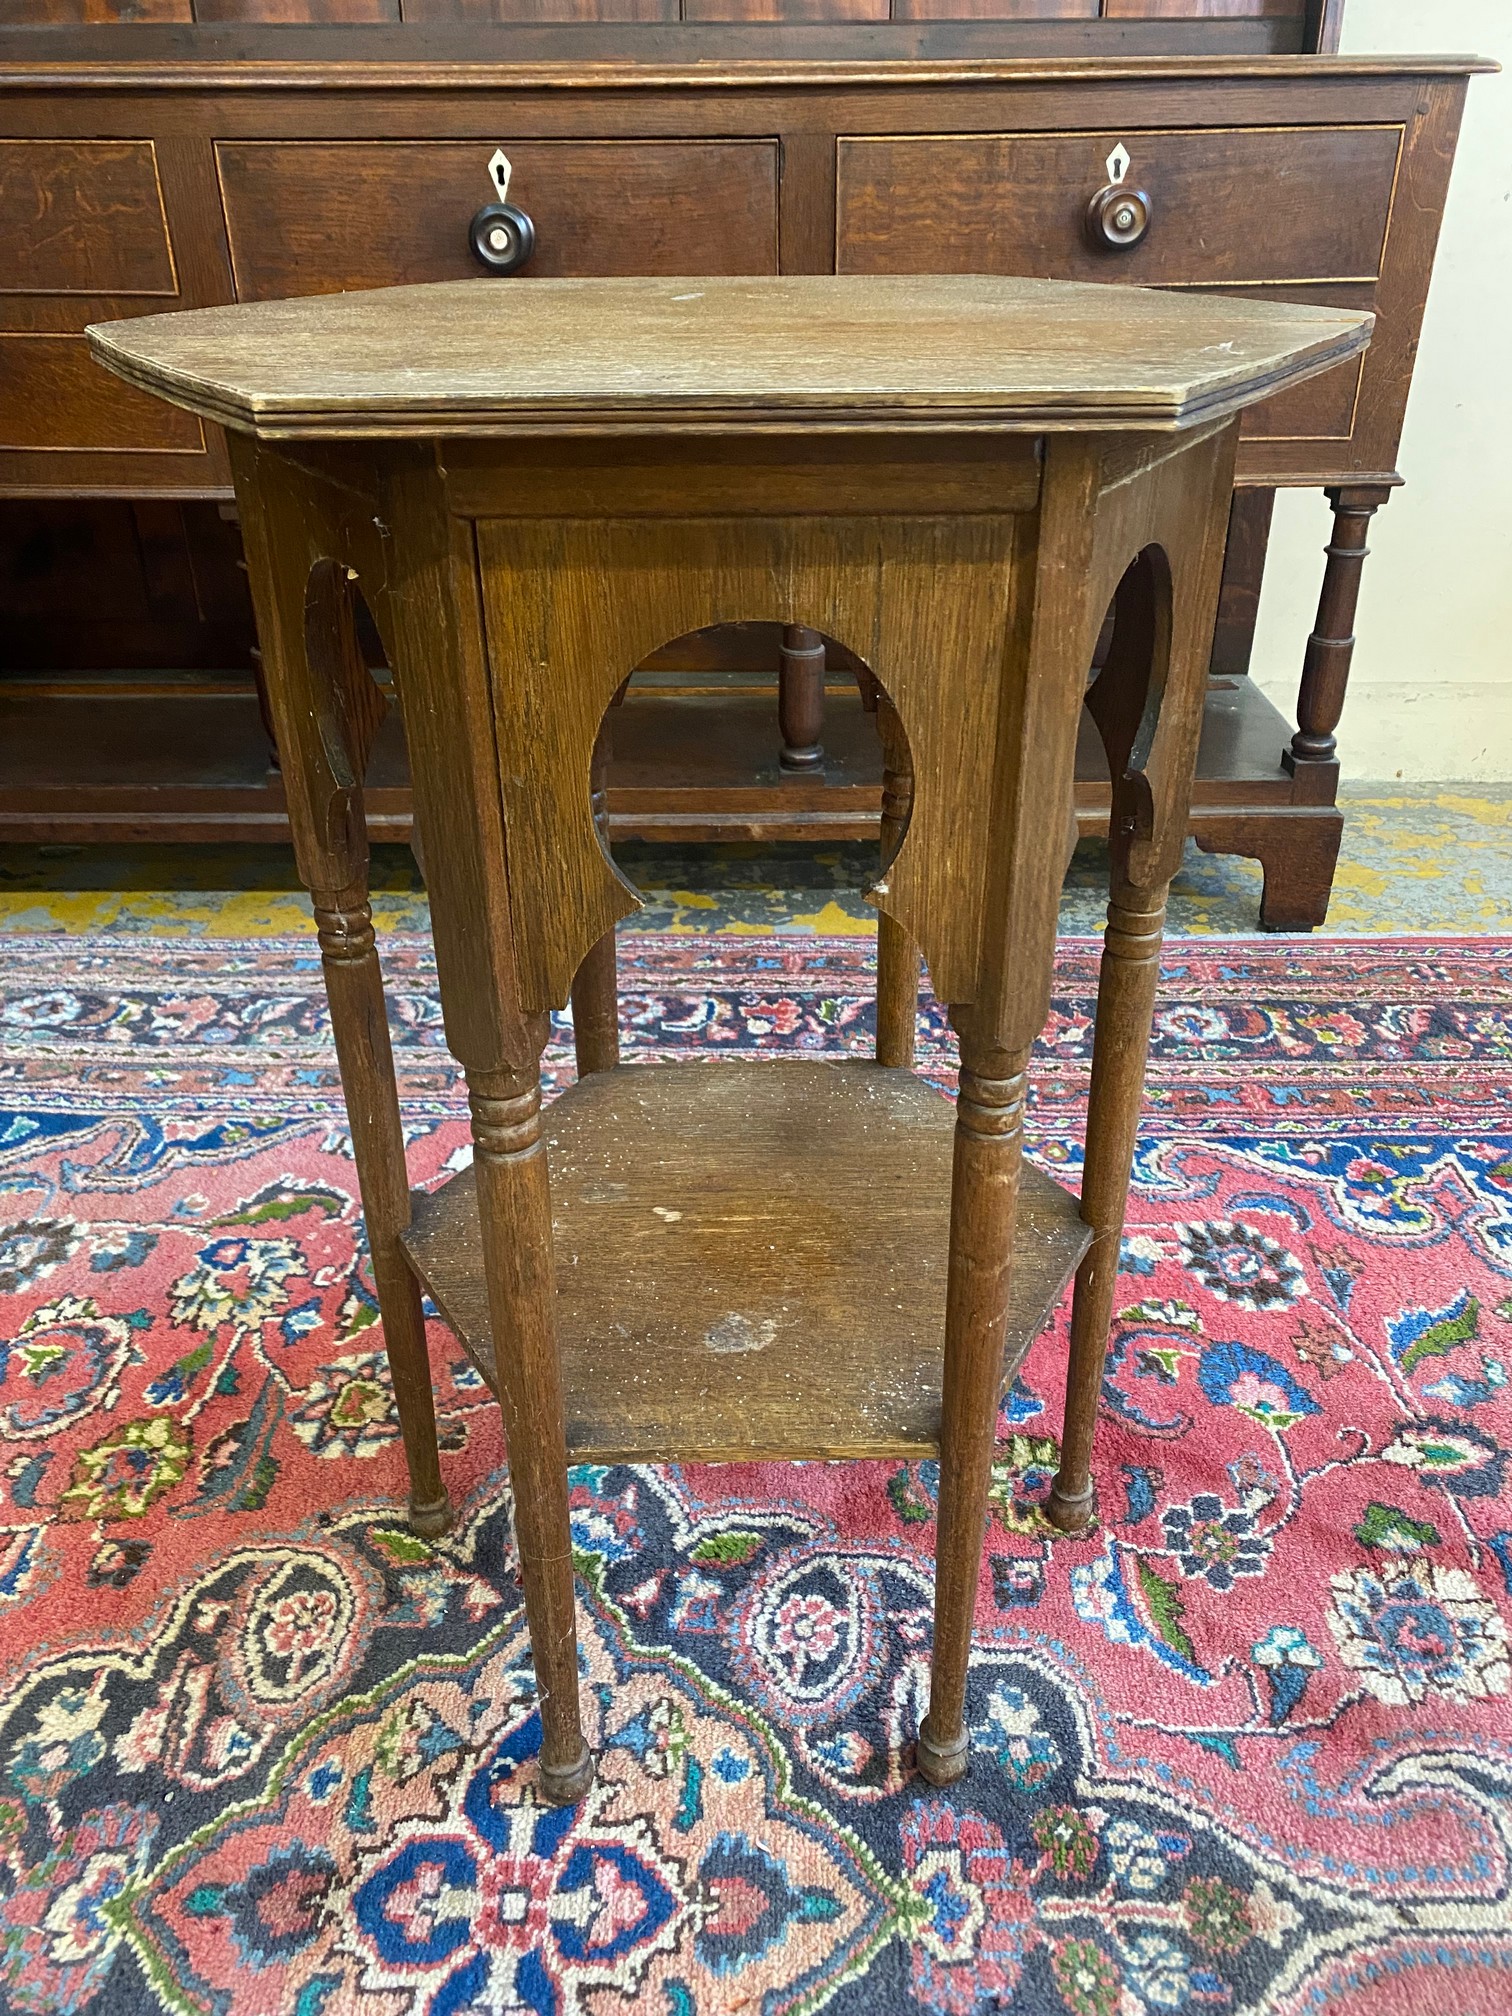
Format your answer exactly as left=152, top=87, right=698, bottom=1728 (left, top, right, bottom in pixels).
left=0, top=142, right=208, bottom=477
left=217, top=140, right=780, bottom=301
left=836, top=126, right=1402, bottom=287
left=0, top=336, right=203, bottom=454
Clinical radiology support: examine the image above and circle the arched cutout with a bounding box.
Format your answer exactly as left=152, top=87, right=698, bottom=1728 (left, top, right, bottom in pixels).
left=1083, top=545, right=1173, bottom=862
left=473, top=509, right=1005, bottom=1014
left=602, top=618, right=913, bottom=895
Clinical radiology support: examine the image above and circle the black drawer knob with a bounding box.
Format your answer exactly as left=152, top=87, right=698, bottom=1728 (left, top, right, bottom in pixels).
left=1085, top=183, right=1153, bottom=253
left=470, top=201, right=536, bottom=275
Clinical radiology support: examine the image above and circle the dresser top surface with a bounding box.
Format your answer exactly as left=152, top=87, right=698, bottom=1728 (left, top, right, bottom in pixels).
left=88, top=274, right=1371, bottom=442
left=1, top=22, right=1496, bottom=90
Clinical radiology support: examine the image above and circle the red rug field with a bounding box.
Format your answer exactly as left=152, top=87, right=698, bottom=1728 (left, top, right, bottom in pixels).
left=0, top=931, right=1508, bottom=2015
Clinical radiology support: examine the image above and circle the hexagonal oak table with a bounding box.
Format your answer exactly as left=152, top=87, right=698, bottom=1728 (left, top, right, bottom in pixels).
left=91, top=274, right=1369, bottom=1804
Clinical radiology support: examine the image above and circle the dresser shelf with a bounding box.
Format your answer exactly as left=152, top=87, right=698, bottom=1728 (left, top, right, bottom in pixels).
left=0, top=673, right=1310, bottom=855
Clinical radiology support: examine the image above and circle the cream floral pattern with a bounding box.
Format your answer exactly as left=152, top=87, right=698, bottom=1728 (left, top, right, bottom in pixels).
left=1328, top=1562, right=1510, bottom=1706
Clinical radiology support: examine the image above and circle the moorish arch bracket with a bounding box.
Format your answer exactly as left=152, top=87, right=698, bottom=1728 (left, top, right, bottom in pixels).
left=1082, top=422, right=1241, bottom=900
left=302, top=556, right=392, bottom=868
left=471, top=511, right=1021, bottom=1016
left=227, top=436, right=392, bottom=904
left=1085, top=543, right=1175, bottom=880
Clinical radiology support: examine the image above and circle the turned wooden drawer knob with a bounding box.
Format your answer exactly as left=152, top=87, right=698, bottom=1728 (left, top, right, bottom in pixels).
left=470, top=200, right=536, bottom=275
left=1085, top=182, right=1153, bottom=252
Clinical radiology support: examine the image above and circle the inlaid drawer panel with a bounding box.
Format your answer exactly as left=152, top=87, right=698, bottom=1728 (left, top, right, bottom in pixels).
left=836, top=126, right=1402, bottom=287
left=0, top=141, right=177, bottom=297
left=217, top=140, right=780, bottom=300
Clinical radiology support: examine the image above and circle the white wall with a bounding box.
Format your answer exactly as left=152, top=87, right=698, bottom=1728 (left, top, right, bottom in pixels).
left=1248, top=0, right=1512, bottom=782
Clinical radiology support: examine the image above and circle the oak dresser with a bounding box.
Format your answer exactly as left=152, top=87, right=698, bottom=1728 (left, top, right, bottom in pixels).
left=0, top=6, right=1490, bottom=927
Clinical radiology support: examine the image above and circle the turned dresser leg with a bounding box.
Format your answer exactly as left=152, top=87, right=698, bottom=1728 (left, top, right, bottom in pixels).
left=1047, top=892, right=1169, bottom=1533
left=1255, top=485, right=1386, bottom=932
left=1285, top=483, right=1390, bottom=781
left=778, top=622, right=826, bottom=773
left=315, top=887, right=452, bottom=1538
left=919, top=1032, right=1029, bottom=1786
left=875, top=693, right=921, bottom=1068
left=469, top=1070, right=594, bottom=1805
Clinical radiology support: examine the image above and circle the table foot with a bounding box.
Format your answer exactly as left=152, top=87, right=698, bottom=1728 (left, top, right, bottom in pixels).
left=916, top=1716, right=971, bottom=1787
left=1044, top=1480, right=1097, bottom=1535
left=408, top=1491, right=455, bottom=1540
left=539, top=1742, right=596, bottom=1807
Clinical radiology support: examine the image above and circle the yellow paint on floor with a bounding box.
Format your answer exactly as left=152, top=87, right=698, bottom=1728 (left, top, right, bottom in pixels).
left=788, top=900, right=879, bottom=938
left=1317, top=793, right=1512, bottom=935
left=0, top=785, right=1504, bottom=938
left=0, top=888, right=427, bottom=939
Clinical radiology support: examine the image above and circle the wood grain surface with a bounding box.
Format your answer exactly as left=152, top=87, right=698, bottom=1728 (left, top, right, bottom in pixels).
left=210, top=302, right=1315, bottom=1787
left=216, top=139, right=779, bottom=298
left=0, top=139, right=177, bottom=295
left=836, top=126, right=1401, bottom=288
left=1103, top=0, right=1294, bottom=15
left=7, top=49, right=1482, bottom=941
left=402, top=1060, right=1091, bottom=1462
left=0, top=33, right=1493, bottom=88
left=7, top=0, right=1304, bottom=20
left=472, top=505, right=1021, bottom=1011
left=1, top=336, right=204, bottom=453
left=87, top=272, right=1371, bottom=438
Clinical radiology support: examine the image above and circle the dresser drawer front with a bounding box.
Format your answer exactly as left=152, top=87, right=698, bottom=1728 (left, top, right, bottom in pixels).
left=836, top=126, right=1402, bottom=287
left=217, top=140, right=780, bottom=301
left=0, top=336, right=203, bottom=455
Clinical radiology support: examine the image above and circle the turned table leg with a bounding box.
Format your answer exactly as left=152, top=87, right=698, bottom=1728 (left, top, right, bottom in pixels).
left=229, top=447, right=453, bottom=1544
left=1046, top=888, right=1169, bottom=1533
left=875, top=693, right=921, bottom=1068
left=469, top=1067, right=594, bottom=1805
left=317, top=884, right=452, bottom=1538
left=570, top=933, right=620, bottom=1076
left=1046, top=432, right=1235, bottom=1530
left=919, top=1027, right=1030, bottom=1786
left=366, top=461, right=597, bottom=1804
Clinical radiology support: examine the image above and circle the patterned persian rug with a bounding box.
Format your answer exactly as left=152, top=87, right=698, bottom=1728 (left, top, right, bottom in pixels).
left=0, top=932, right=1509, bottom=2016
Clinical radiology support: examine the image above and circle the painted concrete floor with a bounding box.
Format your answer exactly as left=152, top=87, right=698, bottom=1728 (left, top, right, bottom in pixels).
left=0, top=783, right=1504, bottom=940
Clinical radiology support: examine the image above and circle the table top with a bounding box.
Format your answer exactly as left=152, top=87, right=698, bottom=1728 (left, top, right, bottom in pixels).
left=88, top=273, right=1371, bottom=442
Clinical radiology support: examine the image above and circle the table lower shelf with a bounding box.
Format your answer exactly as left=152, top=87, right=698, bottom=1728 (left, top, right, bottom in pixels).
left=401, top=1060, right=1091, bottom=1464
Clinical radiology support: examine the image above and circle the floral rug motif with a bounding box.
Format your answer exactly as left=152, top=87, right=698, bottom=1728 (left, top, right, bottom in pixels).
left=0, top=932, right=1510, bottom=2015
